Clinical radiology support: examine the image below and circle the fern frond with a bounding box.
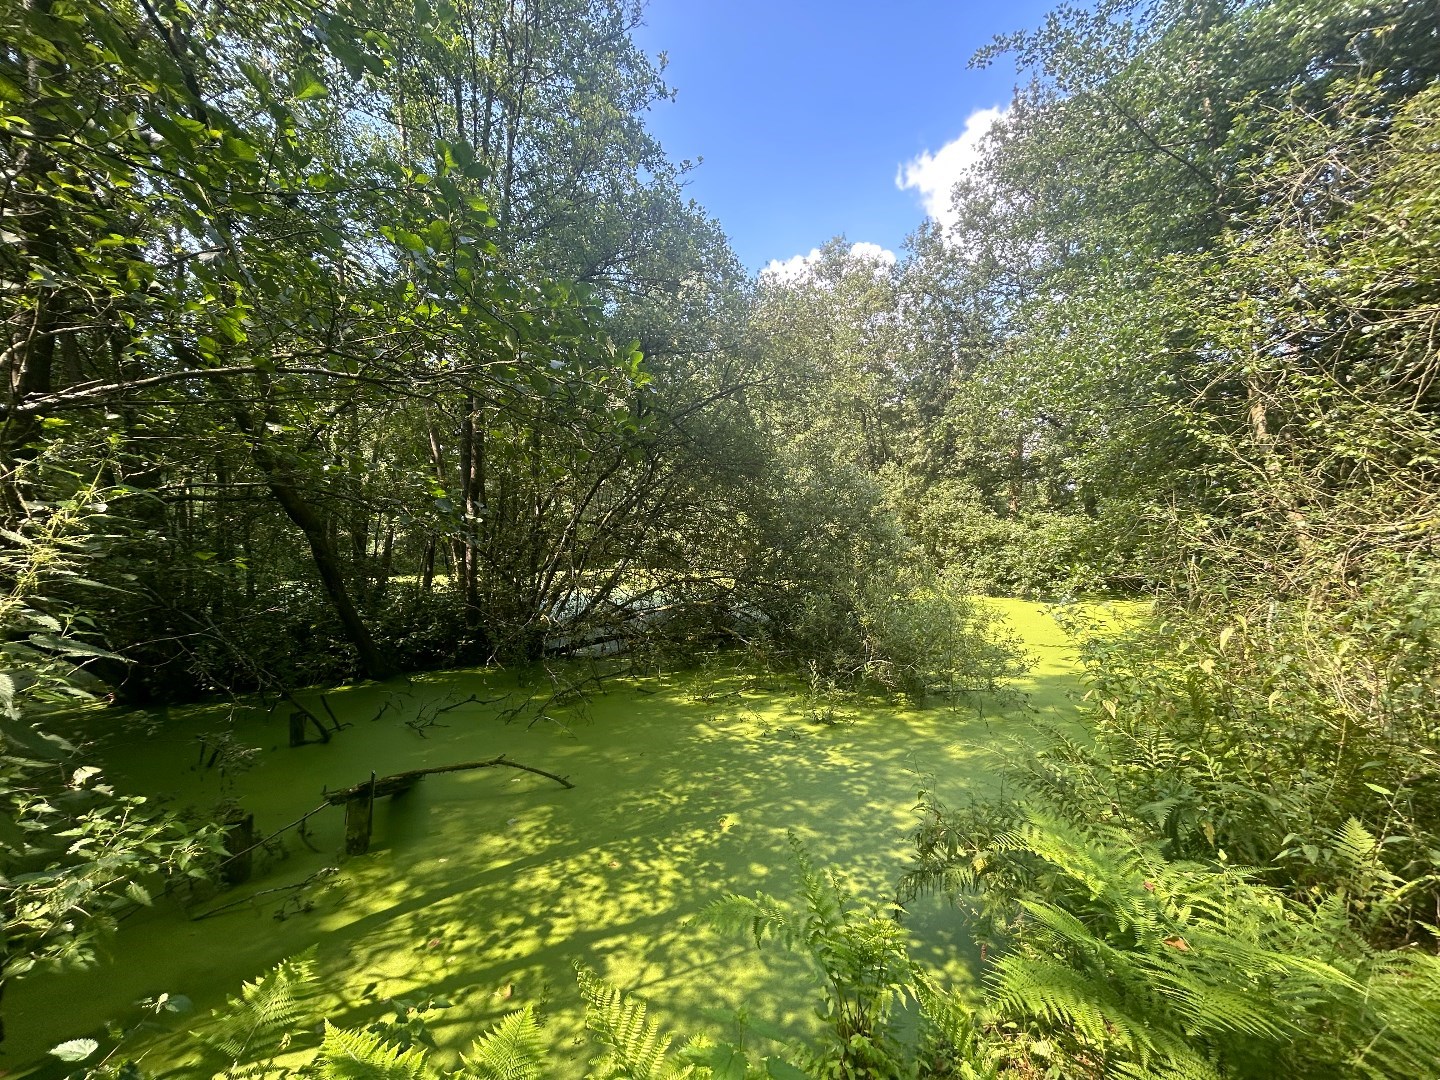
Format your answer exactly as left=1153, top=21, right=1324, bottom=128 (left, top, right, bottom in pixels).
left=575, top=963, right=696, bottom=1080
left=1333, top=817, right=1380, bottom=873
left=912, top=972, right=1001, bottom=1079
left=318, top=1022, right=431, bottom=1080
left=787, top=833, right=845, bottom=942
left=460, top=1005, right=546, bottom=1080
left=192, top=947, right=321, bottom=1069
left=699, top=891, right=802, bottom=950
left=1112, top=1048, right=1225, bottom=1080
left=1349, top=950, right=1440, bottom=1080
left=989, top=952, right=1157, bottom=1057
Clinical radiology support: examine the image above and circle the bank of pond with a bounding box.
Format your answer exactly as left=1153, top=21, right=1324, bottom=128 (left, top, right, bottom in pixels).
left=8, top=599, right=1108, bottom=1076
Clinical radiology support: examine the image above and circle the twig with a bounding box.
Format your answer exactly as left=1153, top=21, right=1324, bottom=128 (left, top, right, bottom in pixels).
left=223, top=800, right=331, bottom=865
left=191, top=867, right=339, bottom=921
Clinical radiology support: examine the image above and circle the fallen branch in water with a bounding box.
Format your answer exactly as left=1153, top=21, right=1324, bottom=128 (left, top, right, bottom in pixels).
left=191, top=867, right=339, bottom=921
left=435, top=693, right=509, bottom=715
left=323, top=755, right=574, bottom=804
left=247, top=800, right=330, bottom=856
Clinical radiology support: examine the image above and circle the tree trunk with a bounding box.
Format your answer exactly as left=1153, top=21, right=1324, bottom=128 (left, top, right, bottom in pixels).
left=255, top=450, right=395, bottom=679
left=224, top=391, right=394, bottom=679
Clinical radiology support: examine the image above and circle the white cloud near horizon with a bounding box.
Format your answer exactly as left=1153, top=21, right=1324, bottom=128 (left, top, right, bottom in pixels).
left=761, top=240, right=897, bottom=284
left=896, top=105, right=1007, bottom=232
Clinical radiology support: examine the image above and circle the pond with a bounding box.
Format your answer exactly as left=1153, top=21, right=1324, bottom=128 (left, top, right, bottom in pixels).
left=6, top=599, right=1107, bottom=1076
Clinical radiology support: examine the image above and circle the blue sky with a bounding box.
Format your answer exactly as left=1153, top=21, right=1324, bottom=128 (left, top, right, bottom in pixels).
left=631, top=0, right=1059, bottom=276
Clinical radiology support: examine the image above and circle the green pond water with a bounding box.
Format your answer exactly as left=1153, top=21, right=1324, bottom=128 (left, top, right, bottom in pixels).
left=6, top=599, right=1115, bottom=1076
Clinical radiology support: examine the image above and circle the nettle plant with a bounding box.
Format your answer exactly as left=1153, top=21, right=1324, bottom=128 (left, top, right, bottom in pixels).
left=2, top=477, right=225, bottom=1039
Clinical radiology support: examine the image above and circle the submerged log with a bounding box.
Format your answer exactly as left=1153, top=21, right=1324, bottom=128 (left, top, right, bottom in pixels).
left=220, top=809, right=256, bottom=884
left=344, top=772, right=376, bottom=855
left=323, top=755, right=574, bottom=807
left=289, top=709, right=332, bottom=747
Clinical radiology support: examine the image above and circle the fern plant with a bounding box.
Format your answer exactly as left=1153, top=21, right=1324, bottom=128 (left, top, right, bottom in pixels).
left=460, top=1003, right=547, bottom=1080
left=77, top=959, right=746, bottom=1079
left=909, top=972, right=1001, bottom=1080
left=317, top=1023, right=430, bottom=1080
left=189, top=946, right=323, bottom=1077
left=904, top=793, right=1440, bottom=1079
left=704, top=834, right=921, bottom=1079
left=576, top=962, right=705, bottom=1080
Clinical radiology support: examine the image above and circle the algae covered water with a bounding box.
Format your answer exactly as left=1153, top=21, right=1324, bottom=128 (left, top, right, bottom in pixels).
left=6, top=600, right=1095, bottom=1076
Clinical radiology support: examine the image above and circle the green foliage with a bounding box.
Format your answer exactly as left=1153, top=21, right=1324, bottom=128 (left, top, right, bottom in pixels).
left=1, top=0, right=761, bottom=707
left=890, top=480, right=1125, bottom=599
left=905, top=797, right=1440, bottom=1079
left=2, top=478, right=225, bottom=1006
left=189, top=947, right=322, bottom=1074
left=852, top=568, right=1026, bottom=700
left=74, top=959, right=723, bottom=1080
left=1052, top=585, right=1440, bottom=944
left=699, top=836, right=1017, bottom=1079
left=66, top=956, right=556, bottom=1080
left=318, top=1024, right=430, bottom=1080
left=11, top=0, right=1440, bottom=1076
left=909, top=974, right=1000, bottom=1080
left=705, top=835, right=918, bottom=1079
left=460, top=1004, right=546, bottom=1080
left=737, top=470, right=1025, bottom=696
left=576, top=962, right=702, bottom=1080
left=882, top=7, right=1440, bottom=1073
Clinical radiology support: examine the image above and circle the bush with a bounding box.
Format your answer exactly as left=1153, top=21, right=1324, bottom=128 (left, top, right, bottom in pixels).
left=895, top=480, right=1136, bottom=599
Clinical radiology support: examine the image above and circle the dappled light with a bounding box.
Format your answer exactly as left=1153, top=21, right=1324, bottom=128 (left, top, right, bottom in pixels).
left=4, top=0, right=1435, bottom=1075
left=7, top=601, right=1090, bottom=1074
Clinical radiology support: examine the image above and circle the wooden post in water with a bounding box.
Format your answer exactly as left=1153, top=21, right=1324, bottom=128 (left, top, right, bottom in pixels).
left=343, top=771, right=376, bottom=855
left=289, top=711, right=307, bottom=747
left=221, top=809, right=255, bottom=884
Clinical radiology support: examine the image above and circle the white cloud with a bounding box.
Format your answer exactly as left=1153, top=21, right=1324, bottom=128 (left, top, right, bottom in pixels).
left=760, top=241, right=897, bottom=284
left=896, top=105, right=1007, bottom=232
left=847, top=241, right=897, bottom=267
left=761, top=250, right=822, bottom=283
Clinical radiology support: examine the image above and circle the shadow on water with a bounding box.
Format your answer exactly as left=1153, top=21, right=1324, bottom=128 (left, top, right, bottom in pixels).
left=4, top=599, right=1108, bottom=1076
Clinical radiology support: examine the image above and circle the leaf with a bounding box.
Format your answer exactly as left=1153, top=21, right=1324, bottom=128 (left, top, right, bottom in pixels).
left=50, top=1038, right=99, bottom=1062
left=0, top=812, right=29, bottom=853
left=237, top=59, right=273, bottom=96
left=294, top=70, right=330, bottom=101
left=765, top=1059, right=809, bottom=1080
left=700, top=1043, right=747, bottom=1080
left=681, top=1036, right=747, bottom=1078
left=27, top=632, right=124, bottom=660
left=461, top=1004, right=545, bottom=1079
left=1, top=719, right=77, bottom=760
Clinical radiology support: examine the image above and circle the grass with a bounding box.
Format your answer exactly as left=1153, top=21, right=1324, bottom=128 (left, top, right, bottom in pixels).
left=5, top=598, right=1124, bottom=1076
